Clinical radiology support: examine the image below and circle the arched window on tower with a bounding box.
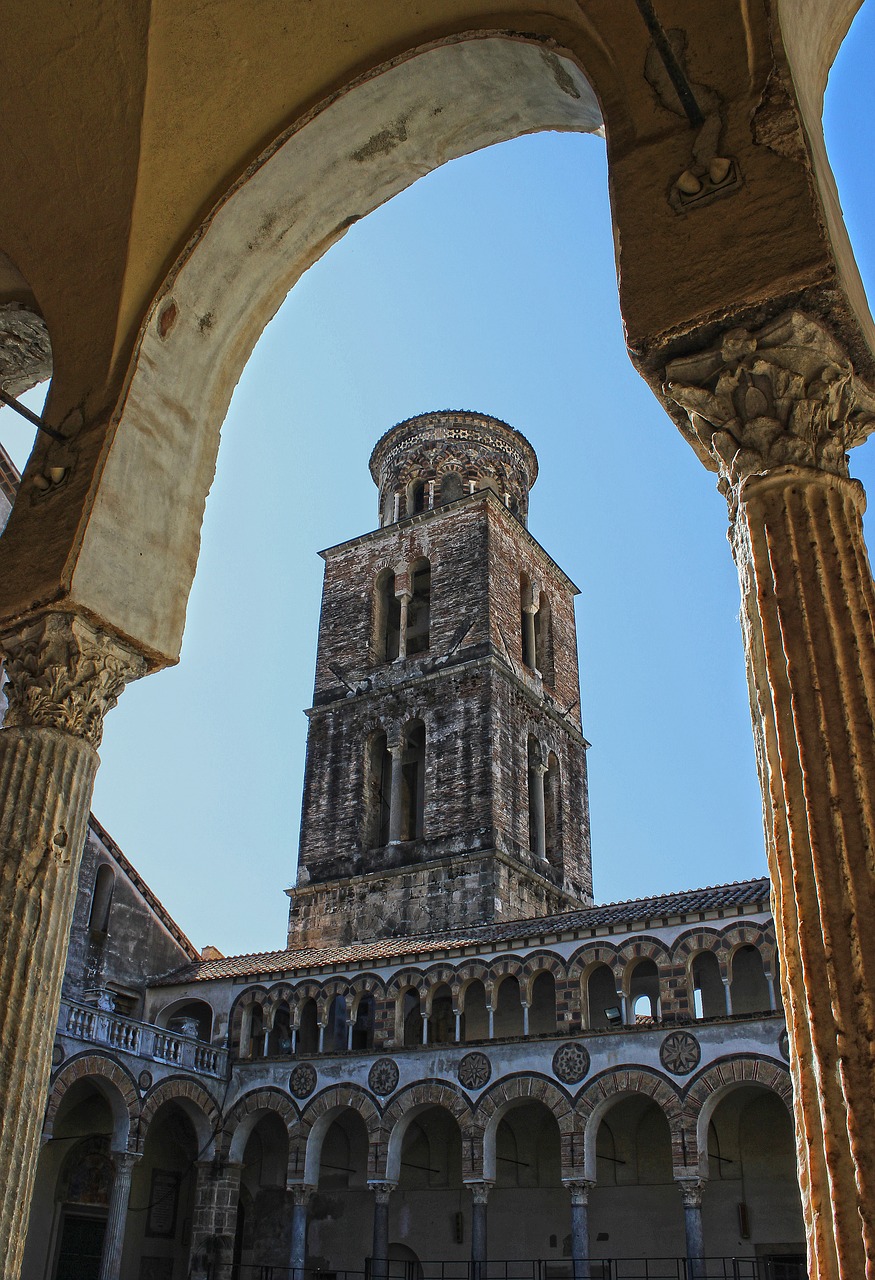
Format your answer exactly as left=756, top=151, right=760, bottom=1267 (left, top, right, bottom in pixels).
left=399, top=720, right=426, bottom=841
left=406, top=559, right=431, bottom=656
left=374, top=570, right=402, bottom=662
left=544, top=752, right=561, bottom=864
left=520, top=573, right=536, bottom=669
left=88, top=865, right=115, bottom=936
left=440, top=472, right=464, bottom=505
left=364, top=731, right=392, bottom=848
left=534, top=591, right=554, bottom=685
left=408, top=480, right=428, bottom=514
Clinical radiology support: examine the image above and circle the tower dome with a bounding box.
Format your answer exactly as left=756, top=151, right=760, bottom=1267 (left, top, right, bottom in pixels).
left=369, top=410, right=539, bottom=527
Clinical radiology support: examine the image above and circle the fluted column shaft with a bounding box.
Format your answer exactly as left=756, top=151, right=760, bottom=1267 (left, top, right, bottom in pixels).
left=0, top=612, right=144, bottom=1280
left=734, top=469, right=875, bottom=1279
left=98, top=1152, right=140, bottom=1280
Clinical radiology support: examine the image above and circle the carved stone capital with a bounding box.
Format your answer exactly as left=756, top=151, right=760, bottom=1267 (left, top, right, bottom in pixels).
left=675, top=1177, right=706, bottom=1208
left=0, top=612, right=146, bottom=748
left=664, top=311, right=875, bottom=502
left=367, top=1181, right=396, bottom=1205
left=289, top=1182, right=316, bottom=1207
left=464, top=1180, right=494, bottom=1205
left=563, top=1178, right=596, bottom=1206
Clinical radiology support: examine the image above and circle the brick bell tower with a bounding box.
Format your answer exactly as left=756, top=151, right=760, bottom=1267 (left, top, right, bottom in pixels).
left=287, top=411, right=593, bottom=947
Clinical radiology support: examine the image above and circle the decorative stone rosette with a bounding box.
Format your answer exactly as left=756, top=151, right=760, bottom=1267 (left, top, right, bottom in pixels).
left=457, top=1052, right=491, bottom=1091
left=368, top=1057, right=399, bottom=1096
left=289, top=1063, right=317, bottom=1099
left=659, top=1031, right=701, bottom=1075
left=551, top=1042, right=590, bottom=1085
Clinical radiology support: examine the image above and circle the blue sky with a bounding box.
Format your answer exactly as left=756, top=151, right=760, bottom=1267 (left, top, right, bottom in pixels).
left=2, top=12, right=873, bottom=956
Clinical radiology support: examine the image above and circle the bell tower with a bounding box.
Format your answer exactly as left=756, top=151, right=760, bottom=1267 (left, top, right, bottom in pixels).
left=288, top=411, right=592, bottom=947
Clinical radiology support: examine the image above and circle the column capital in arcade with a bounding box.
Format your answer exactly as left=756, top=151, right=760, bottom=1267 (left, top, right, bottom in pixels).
left=674, top=1177, right=707, bottom=1208
left=288, top=1182, right=316, bottom=1206
left=463, top=1180, right=495, bottom=1205
left=0, top=611, right=146, bottom=748
left=562, top=1178, right=597, bottom=1205
left=367, top=1181, right=397, bottom=1205
left=664, top=310, right=875, bottom=506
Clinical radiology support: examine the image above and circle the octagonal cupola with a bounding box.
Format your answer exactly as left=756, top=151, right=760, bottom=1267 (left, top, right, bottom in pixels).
left=369, top=410, right=539, bottom=527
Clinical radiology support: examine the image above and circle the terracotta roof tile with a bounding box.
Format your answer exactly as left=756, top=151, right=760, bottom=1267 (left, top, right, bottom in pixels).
left=152, top=877, right=771, bottom=985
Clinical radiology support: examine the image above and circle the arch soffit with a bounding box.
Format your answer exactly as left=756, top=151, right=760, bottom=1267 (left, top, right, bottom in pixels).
left=685, top=1054, right=793, bottom=1154
left=223, top=1086, right=299, bottom=1160
left=45, top=1054, right=140, bottom=1151
left=381, top=1081, right=475, bottom=1181
left=77, top=35, right=603, bottom=665
left=139, top=1076, right=221, bottom=1155
left=576, top=1066, right=684, bottom=1181
left=300, top=1085, right=382, bottom=1183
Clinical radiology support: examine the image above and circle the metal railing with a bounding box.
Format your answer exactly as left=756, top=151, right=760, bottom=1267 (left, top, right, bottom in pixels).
left=230, top=1259, right=806, bottom=1280
left=59, top=999, right=229, bottom=1078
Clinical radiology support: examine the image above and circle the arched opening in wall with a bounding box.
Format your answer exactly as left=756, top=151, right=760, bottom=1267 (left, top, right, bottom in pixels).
left=374, top=570, right=401, bottom=663
left=408, top=480, right=428, bottom=515
left=591, top=1096, right=680, bottom=1260
left=398, top=1106, right=462, bottom=1191
left=527, top=735, right=546, bottom=860
left=155, top=997, right=214, bottom=1042
left=318, top=1109, right=369, bottom=1191
left=462, top=980, right=489, bottom=1041
left=132, top=1102, right=200, bottom=1270
left=495, top=1101, right=561, bottom=1189
left=628, top=959, right=660, bottom=1023
left=402, top=988, right=422, bottom=1047
left=406, top=558, right=431, bottom=656
left=528, top=970, right=557, bottom=1035
left=399, top=720, right=426, bottom=841
left=439, top=471, right=465, bottom=505
left=493, top=974, right=524, bottom=1038
left=730, top=945, right=771, bottom=1015
left=352, top=994, right=375, bottom=1050
left=268, top=1001, right=293, bottom=1055
left=88, top=864, right=115, bottom=936
left=534, top=591, right=554, bottom=686
left=586, top=963, right=621, bottom=1029
left=297, top=998, right=319, bottom=1054
left=249, top=1003, right=266, bottom=1058
left=691, top=951, right=725, bottom=1020
left=544, top=752, right=562, bottom=867
left=486, top=1100, right=561, bottom=1259
left=363, top=730, right=391, bottom=848
left=703, top=1085, right=804, bottom=1259
left=325, top=994, right=348, bottom=1052
left=520, top=573, right=536, bottom=669
left=427, top=983, right=455, bottom=1045
left=237, top=1113, right=290, bottom=1272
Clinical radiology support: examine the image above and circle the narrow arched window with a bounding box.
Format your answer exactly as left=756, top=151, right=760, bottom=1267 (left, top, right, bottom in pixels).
left=399, top=721, right=426, bottom=840
left=692, top=951, right=724, bottom=1019
left=364, top=731, right=391, bottom=848
left=88, top=865, right=115, bottom=935
left=534, top=591, right=554, bottom=685
left=351, top=996, right=375, bottom=1050
left=373, top=569, right=401, bottom=663
left=544, top=752, right=561, bottom=863
left=297, top=999, right=319, bottom=1054
left=325, top=996, right=347, bottom=1052
left=520, top=573, right=536, bottom=668
left=409, top=481, right=428, bottom=514
left=406, top=559, right=431, bottom=656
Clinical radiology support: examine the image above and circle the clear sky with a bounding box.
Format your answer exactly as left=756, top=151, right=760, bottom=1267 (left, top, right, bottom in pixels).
left=2, top=11, right=873, bottom=958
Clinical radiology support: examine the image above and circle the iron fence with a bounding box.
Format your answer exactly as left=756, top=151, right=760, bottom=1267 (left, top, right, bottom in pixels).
left=230, top=1257, right=806, bottom=1280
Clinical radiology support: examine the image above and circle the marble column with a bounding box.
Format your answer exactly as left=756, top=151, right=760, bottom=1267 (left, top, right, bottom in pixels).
left=563, top=1179, right=595, bottom=1280
left=466, top=1180, right=493, bottom=1275
left=189, top=1158, right=244, bottom=1280
left=530, top=760, right=548, bottom=860
left=666, top=310, right=875, bottom=1280
left=368, top=1180, right=395, bottom=1280
left=675, top=1178, right=706, bottom=1278
left=98, top=1152, right=141, bottom=1280
left=395, top=590, right=412, bottom=660
left=388, top=743, right=405, bottom=843
left=522, top=602, right=538, bottom=670
left=288, top=1183, right=314, bottom=1279
left=0, top=612, right=145, bottom=1280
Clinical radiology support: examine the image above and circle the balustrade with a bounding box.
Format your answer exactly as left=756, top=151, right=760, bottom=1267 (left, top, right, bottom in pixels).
left=59, top=999, right=226, bottom=1077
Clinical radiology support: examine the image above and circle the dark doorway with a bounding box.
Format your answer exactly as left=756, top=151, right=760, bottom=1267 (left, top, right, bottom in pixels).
left=54, top=1213, right=106, bottom=1280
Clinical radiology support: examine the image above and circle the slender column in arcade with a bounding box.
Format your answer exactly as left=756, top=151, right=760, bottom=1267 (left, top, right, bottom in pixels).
left=368, top=1181, right=395, bottom=1280
left=530, top=759, right=548, bottom=860
left=98, top=1152, right=141, bottom=1280
left=675, top=1178, right=706, bottom=1278
left=466, top=1180, right=493, bottom=1276
left=666, top=311, right=875, bottom=1280
left=563, top=1179, right=595, bottom=1279
left=289, top=1183, right=314, bottom=1278
left=0, top=611, right=145, bottom=1280
left=387, top=743, right=406, bottom=843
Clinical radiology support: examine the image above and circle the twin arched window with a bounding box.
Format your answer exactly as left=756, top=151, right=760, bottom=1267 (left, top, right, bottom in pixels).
left=364, top=721, right=426, bottom=847
left=520, top=576, right=554, bottom=684
left=374, top=559, right=431, bottom=662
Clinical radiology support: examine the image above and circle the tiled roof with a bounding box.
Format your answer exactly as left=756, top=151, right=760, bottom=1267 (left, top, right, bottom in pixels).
left=153, top=877, right=771, bottom=985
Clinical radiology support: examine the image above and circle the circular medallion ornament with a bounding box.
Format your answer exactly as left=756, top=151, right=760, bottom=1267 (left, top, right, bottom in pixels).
left=779, top=1029, right=790, bottom=1062
left=368, top=1057, right=400, bottom=1096
left=551, top=1042, right=591, bottom=1085
left=289, top=1063, right=317, bottom=1099
left=137, top=1069, right=153, bottom=1092
left=660, top=1031, right=701, bottom=1076
left=52, top=1043, right=64, bottom=1068
left=457, top=1052, right=491, bottom=1091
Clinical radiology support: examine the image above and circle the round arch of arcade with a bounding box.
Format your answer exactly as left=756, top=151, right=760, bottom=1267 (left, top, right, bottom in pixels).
left=44, top=1054, right=140, bottom=1152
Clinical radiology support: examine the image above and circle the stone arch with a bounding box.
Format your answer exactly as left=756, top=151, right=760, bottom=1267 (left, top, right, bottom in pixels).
left=229, top=984, right=270, bottom=1043
left=519, top=951, right=567, bottom=1003
left=299, top=1085, right=383, bottom=1184
left=138, top=1076, right=221, bottom=1157
left=44, top=1054, right=139, bottom=1152
left=381, top=1081, right=476, bottom=1182
left=683, top=1054, right=794, bottom=1177
left=422, top=965, right=459, bottom=1014
left=575, top=1067, right=684, bottom=1182
left=721, top=922, right=778, bottom=969
left=290, top=980, right=323, bottom=1025
left=567, top=942, right=621, bottom=985
left=455, top=962, right=493, bottom=1007
left=223, top=1087, right=299, bottom=1161
left=477, top=1075, right=578, bottom=1180
left=615, top=937, right=673, bottom=984
left=349, top=974, right=385, bottom=1017
left=65, top=34, right=602, bottom=669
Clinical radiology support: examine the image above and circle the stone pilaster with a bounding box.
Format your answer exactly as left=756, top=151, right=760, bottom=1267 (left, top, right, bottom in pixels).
left=98, top=1152, right=141, bottom=1280
left=0, top=611, right=145, bottom=1280
left=189, top=1159, right=243, bottom=1280
left=666, top=311, right=875, bottom=1280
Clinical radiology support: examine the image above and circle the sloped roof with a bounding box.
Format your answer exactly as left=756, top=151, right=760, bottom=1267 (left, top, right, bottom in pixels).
left=153, top=877, right=771, bottom=985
